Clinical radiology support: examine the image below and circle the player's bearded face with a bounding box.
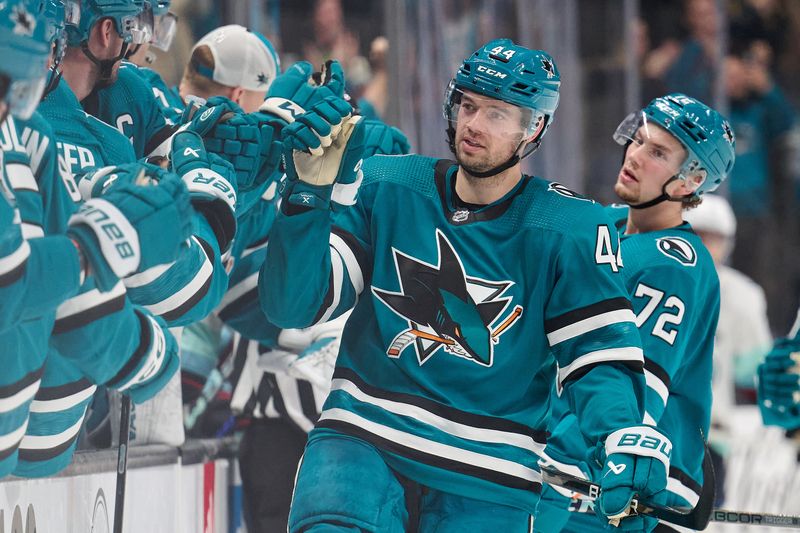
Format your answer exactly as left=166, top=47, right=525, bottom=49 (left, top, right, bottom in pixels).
left=615, top=124, right=687, bottom=204
left=453, top=92, right=526, bottom=173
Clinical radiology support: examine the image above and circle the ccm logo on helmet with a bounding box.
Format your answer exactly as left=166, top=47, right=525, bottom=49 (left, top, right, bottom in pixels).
left=476, top=65, right=507, bottom=79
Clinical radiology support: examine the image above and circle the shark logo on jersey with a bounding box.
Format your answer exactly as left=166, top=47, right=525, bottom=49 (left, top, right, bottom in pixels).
left=548, top=182, right=594, bottom=202
left=372, top=229, right=523, bottom=367
left=656, top=236, right=697, bottom=266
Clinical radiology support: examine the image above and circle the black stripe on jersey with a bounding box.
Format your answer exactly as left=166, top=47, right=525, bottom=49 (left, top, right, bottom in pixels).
left=333, top=367, right=547, bottom=443
left=0, top=255, right=27, bottom=287
left=160, top=237, right=214, bottom=323
left=318, top=418, right=542, bottom=493
left=311, top=270, right=336, bottom=324
left=18, top=431, right=80, bottom=462
left=0, top=366, right=43, bottom=399
left=217, top=286, right=258, bottom=322
left=106, top=311, right=152, bottom=389
left=227, top=337, right=250, bottom=393
left=331, top=225, right=372, bottom=287
left=669, top=465, right=702, bottom=494
left=561, top=360, right=644, bottom=387
left=544, top=297, right=632, bottom=334
left=52, top=291, right=126, bottom=334
left=245, top=235, right=269, bottom=253
left=144, top=124, right=179, bottom=157
left=644, top=357, right=672, bottom=388
left=297, top=379, right=321, bottom=423
left=0, top=437, right=23, bottom=460
left=33, top=377, right=92, bottom=401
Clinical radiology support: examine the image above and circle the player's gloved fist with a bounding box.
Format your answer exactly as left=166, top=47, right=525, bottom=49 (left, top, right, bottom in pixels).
left=362, top=119, right=411, bottom=157
left=77, top=162, right=172, bottom=200
left=181, top=95, right=243, bottom=137
left=597, top=426, right=670, bottom=530
left=259, top=60, right=346, bottom=126
left=170, top=130, right=237, bottom=252
left=280, top=96, right=365, bottom=211
left=758, top=337, right=800, bottom=429
left=67, top=174, right=193, bottom=292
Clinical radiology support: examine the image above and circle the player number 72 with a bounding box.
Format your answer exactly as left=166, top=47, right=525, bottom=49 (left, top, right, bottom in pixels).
left=633, top=283, right=685, bottom=345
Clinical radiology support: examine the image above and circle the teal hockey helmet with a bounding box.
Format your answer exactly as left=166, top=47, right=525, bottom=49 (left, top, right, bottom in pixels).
left=614, top=93, right=736, bottom=196
left=0, top=0, right=52, bottom=118
left=444, top=39, right=561, bottom=141
left=66, top=0, right=147, bottom=46
left=149, top=0, right=168, bottom=16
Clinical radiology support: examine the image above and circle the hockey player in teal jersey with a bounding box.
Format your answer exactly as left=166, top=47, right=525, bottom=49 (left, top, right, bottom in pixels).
left=259, top=40, right=670, bottom=532
left=0, top=0, right=194, bottom=477
left=536, top=94, right=736, bottom=532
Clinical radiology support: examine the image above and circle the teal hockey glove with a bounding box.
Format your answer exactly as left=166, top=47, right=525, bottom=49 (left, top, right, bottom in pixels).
left=77, top=162, right=173, bottom=200
left=281, top=97, right=365, bottom=211
left=170, top=130, right=237, bottom=252
left=67, top=175, right=193, bottom=291
left=596, top=426, right=671, bottom=530
left=758, top=336, right=800, bottom=429
left=182, top=95, right=242, bottom=137
left=362, top=119, right=411, bottom=157
left=258, top=60, right=346, bottom=127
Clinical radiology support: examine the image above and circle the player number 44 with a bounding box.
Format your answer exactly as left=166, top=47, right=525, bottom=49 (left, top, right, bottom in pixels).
left=595, top=225, right=622, bottom=272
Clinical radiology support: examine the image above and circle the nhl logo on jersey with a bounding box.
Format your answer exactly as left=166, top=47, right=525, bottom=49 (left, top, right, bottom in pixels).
left=372, top=229, right=523, bottom=367
left=451, top=209, right=470, bottom=223
left=656, top=236, right=697, bottom=266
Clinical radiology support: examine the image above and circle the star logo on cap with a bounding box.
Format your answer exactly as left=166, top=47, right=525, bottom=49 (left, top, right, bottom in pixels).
left=11, top=3, right=35, bottom=36
left=256, top=73, right=269, bottom=86
left=541, top=58, right=555, bottom=79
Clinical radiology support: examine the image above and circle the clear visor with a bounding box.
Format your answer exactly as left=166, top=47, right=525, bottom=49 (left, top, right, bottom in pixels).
left=613, top=111, right=706, bottom=194
left=444, top=83, right=546, bottom=142
left=64, top=0, right=81, bottom=26
left=8, top=77, right=47, bottom=120
left=150, top=12, right=177, bottom=51
left=124, top=6, right=154, bottom=45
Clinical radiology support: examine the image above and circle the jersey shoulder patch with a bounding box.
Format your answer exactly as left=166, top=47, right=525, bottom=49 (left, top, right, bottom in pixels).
left=547, top=182, right=595, bottom=203
left=655, top=236, right=697, bottom=266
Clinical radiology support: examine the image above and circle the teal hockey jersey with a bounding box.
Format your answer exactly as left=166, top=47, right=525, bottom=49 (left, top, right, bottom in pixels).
left=260, top=156, right=646, bottom=514
left=88, top=62, right=176, bottom=159
left=543, top=204, right=720, bottom=515
left=134, top=65, right=184, bottom=125
left=11, top=96, right=179, bottom=477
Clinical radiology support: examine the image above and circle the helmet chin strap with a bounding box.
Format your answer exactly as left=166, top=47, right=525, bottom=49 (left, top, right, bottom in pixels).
left=81, top=40, right=129, bottom=89
left=447, top=124, right=542, bottom=179
left=627, top=175, right=693, bottom=209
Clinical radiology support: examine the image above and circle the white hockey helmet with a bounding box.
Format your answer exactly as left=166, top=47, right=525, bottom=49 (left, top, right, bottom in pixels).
left=683, top=194, right=736, bottom=238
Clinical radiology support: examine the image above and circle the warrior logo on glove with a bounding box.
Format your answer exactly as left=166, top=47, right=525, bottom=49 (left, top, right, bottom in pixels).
left=372, top=230, right=523, bottom=367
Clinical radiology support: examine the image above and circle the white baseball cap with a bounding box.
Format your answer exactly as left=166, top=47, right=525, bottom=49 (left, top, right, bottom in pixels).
left=191, top=24, right=281, bottom=92
left=684, top=193, right=737, bottom=238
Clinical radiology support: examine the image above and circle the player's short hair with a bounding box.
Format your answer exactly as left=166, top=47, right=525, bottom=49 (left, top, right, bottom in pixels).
left=182, top=44, right=231, bottom=96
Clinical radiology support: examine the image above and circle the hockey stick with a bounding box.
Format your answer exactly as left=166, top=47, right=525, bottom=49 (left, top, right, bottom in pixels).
left=541, top=449, right=800, bottom=528
left=541, top=446, right=716, bottom=530
left=112, top=394, right=132, bottom=533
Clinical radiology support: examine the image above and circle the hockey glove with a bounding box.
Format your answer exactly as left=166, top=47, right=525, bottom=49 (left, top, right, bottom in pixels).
left=108, top=312, right=180, bottom=404
left=170, top=130, right=237, bottom=253
left=758, top=337, right=800, bottom=429
left=67, top=174, right=193, bottom=292
left=259, top=60, right=346, bottom=127
left=362, top=119, right=411, bottom=157
left=77, top=162, right=173, bottom=200
left=281, top=96, right=365, bottom=211
left=596, top=426, right=670, bottom=530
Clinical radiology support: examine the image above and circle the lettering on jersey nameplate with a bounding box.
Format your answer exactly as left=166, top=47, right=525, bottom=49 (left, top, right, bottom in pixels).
left=372, top=229, right=523, bottom=367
